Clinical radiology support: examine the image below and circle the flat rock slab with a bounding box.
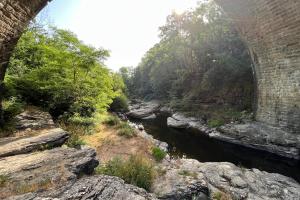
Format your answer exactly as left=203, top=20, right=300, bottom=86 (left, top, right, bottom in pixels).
left=15, top=109, right=55, bottom=130
left=127, top=101, right=160, bottom=119
left=8, top=175, right=158, bottom=200
left=0, top=146, right=99, bottom=199
left=217, top=122, right=300, bottom=160
left=153, top=159, right=300, bottom=200
left=0, top=128, right=69, bottom=158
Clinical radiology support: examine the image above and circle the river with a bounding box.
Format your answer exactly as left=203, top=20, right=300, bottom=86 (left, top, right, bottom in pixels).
left=131, top=113, right=300, bottom=183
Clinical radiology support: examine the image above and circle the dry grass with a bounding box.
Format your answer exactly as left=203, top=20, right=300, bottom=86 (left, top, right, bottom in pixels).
left=212, top=191, right=232, bottom=200
left=81, top=124, right=153, bottom=163
left=0, top=178, right=54, bottom=199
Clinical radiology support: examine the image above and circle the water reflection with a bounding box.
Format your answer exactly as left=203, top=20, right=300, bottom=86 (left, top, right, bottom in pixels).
left=131, top=113, right=300, bottom=183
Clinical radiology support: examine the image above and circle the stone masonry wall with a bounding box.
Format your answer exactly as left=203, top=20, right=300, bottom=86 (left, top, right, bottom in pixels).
left=0, top=0, right=49, bottom=68
left=216, top=0, right=300, bottom=133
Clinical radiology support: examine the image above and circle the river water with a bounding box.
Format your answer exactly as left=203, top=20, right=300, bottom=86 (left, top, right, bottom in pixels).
left=131, top=113, right=300, bottom=183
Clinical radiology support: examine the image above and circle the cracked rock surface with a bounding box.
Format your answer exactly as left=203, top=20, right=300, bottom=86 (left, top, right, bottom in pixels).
left=0, top=128, right=69, bottom=158
left=152, top=159, right=300, bottom=200
left=8, top=175, right=158, bottom=200
left=0, top=146, right=99, bottom=199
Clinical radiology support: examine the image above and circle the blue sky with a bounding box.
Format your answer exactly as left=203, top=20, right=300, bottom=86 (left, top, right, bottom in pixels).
left=37, top=0, right=200, bottom=71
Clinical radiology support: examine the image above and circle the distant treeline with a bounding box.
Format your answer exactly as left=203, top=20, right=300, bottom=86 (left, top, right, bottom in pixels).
left=120, top=1, right=254, bottom=117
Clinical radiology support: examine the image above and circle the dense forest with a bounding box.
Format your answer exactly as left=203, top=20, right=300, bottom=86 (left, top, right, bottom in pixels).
left=120, top=2, right=254, bottom=121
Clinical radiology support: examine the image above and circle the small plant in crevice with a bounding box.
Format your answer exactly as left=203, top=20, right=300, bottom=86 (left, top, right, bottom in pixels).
left=151, top=147, right=167, bottom=162
left=212, top=191, right=232, bottom=200
left=207, top=118, right=225, bottom=128
left=178, top=169, right=197, bottom=178
left=95, top=155, right=155, bottom=191
left=0, top=175, right=8, bottom=187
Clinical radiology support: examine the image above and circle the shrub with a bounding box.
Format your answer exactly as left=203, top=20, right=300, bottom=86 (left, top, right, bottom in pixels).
left=95, top=155, right=155, bottom=191
left=65, top=133, right=86, bottom=148
left=0, top=175, right=8, bottom=187
left=151, top=147, right=167, bottom=162
left=208, top=118, right=225, bottom=128
left=109, top=95, right=129, bottom=112
left=2, top=97, right=24, bottom=121
left=67, top=113, right=95, bottom=127
left=103, top=115, right=121, bottom=126
left=178, top=170, right=197, bottom=178
left=117, top=122, right=136, bottom=138
left=212, top=191, right=232, bottom=200
left=59, top=122, right=87, bottom=148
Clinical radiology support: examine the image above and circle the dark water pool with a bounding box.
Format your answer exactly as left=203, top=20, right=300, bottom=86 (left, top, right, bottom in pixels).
left=131, top=113, right=300, bottom=183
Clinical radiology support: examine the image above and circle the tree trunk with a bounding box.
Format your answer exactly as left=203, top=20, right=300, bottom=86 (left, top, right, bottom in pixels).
left=0, top=63, right=8, bottom=126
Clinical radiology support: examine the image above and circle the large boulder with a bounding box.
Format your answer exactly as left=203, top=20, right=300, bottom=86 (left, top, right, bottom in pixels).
left=167, top=113, right=203, bottom=129
left=8, top=176, right=158, bottom=200
left=0, top=128, right=69, bottom=158
left=152, top=159, right=300, bottom=200
left=0, top=146, right=99, bottom=199
left=15, top=109, right=55, bottom=130
left=127, top=101, right=160, bottom=119
left=216, top=122, right=300, bottom=160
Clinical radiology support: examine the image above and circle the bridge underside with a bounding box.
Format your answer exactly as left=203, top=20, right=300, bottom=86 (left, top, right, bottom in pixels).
left=0, top=0, right=299, bottom=133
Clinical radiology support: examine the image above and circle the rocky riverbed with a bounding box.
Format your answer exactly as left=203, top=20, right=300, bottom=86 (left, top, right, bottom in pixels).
left=1, top=108, right=300, bottom=200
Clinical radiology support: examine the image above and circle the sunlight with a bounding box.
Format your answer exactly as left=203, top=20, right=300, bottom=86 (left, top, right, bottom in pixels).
left=173, top=8, right=185, bottom=15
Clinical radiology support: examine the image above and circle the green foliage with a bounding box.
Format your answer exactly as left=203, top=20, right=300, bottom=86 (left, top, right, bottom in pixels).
left=0, top=97, right=24, bottom=137
left=125, top=1, right=254, bottom=115
left=6, top=24, right=124, bottom=120
left=212, top=191, right=232, bottom=200
left=208, top=118, right=225, bottom=128
left=103, top=115, right=121, bottom=126
left=2, top=97, right=24, bottom=121
left=110, top=95, right=129, bottom=112
left=95, top=155, right=155, bottom=191
left=117, top=122, right=136, bottom=138
left=178, top=170, right=197, bottom=178
left=151, top=147, right=167, bottom=162
left=66, top=133, right=86, bottom=148
left=59, top=122, right=87, bottom=148
left=0, top=175, right=8, bottom=187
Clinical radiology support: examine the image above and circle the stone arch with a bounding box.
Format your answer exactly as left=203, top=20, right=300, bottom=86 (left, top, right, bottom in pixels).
left=0, top=0, right=299, bottom=133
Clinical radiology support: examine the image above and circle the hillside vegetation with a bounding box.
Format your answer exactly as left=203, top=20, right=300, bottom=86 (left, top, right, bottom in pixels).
left=121, top=2, right=254, bottom=121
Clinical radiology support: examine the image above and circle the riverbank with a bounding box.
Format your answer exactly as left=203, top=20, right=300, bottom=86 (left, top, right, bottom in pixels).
left=1, top=107, right=300, bottom=199
left=127, top=100, right=300, bottom=161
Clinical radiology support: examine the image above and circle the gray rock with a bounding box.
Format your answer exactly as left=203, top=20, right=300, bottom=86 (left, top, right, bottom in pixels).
left=0, top=146, right=99, bottom=199
left=216, top=122, right=300, bottom=160
left=15, top=110, right=55, bottom=130
left=8, top=175, right=158, bottom=200
left=0, top=128, right=69, bottom=158
left=138, top=124, right=145, bottom=130
left=152, top=159, right=209, bottom=200
left=160, top=106, right=173, bottom=114
left=167, top=116, right=189, bottom=129
left=152, top=159, right=300, bottom=200
left=167, top=113, right=203, bottom=129
left=127, top=101, right=160, bottom=119
left=142, top=114, right=157, bottom=120
left=128, top=122, right=168, bottom=152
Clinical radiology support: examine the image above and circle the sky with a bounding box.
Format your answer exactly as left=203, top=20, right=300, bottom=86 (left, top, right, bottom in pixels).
left=37, top=0, right=200, bottom=71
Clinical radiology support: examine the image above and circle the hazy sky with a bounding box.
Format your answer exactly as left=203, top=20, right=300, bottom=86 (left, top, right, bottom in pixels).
left=37, top=0, right=200, bottom=71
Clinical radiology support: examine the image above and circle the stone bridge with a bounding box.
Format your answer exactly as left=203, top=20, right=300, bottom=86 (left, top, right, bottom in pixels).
left=0, top=0, right=299, bottom=133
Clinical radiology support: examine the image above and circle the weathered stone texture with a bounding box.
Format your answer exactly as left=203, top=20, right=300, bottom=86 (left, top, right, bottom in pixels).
left=216, top=0, right=300, bottom=133
left=0, top=0, right=50, bottom=66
